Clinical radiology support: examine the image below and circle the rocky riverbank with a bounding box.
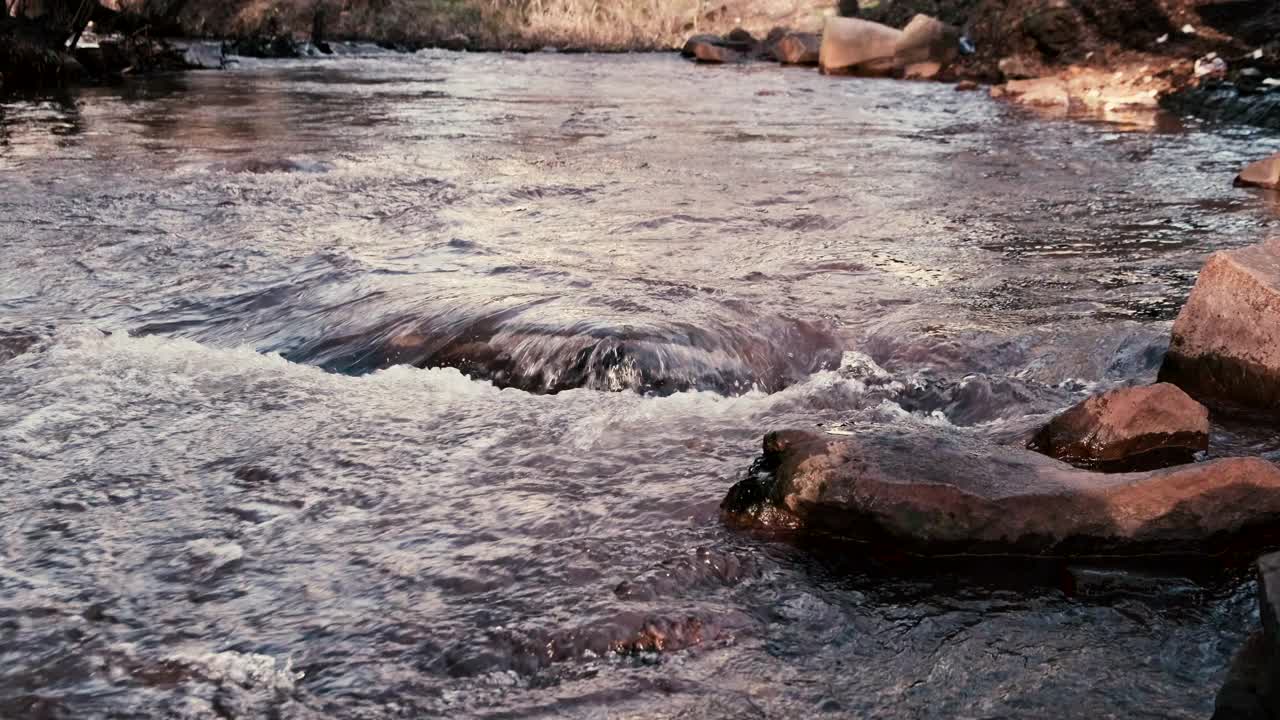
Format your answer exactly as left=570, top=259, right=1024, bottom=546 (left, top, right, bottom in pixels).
left=4, top=0, right=1279, bottom=130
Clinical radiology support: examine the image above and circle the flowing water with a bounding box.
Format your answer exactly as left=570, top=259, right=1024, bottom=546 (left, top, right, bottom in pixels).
left=3, top=51, right=1280, bottom=718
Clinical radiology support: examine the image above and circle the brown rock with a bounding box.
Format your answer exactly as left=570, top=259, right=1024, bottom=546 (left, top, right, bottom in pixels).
left=955, top=80, right=979, bottom=91
left=690, top=41, right=745, bottom=64
left=1159, top=239, right=1280, bottom=409
left=998, top=54, right=1040, bottom=80
left=1030, top=383, right=1209, bottom=470
left=902, top=61, right=942, bottom=80
left=680, top=34, right=722, bottom=58
left=723, top=426, right=1280, bottom=555
left=893, top=14, right=959, bottom=70
left=773, top=32, right=820, bottom=65
left=1236, top=153, right=1280, bottom=190
left=819, top=16, right=902, bottom=76
left=723, top=27, right=758, bottom=51
left=994, top=77, right=1070, bottom=106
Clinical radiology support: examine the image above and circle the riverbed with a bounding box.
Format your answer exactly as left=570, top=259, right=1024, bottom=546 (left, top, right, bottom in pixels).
left=3, top=51, right=1280, bottom=718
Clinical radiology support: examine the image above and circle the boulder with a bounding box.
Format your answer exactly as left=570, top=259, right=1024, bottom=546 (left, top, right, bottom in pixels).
left=1029, top=383, right=1209, bottom=470
left=1159, top=239, right=1280, bottom=409
left=955, top=80, right=980, bottom=91
left=681, top=33, right=748, bottom=63
left=723, top=27, right=758, bottom=52
left=1213, top=631, right=1273, bottom=720
left=773, top=32, right=820, bottom=65
left=680, top=33, right=722, bottom=57
left=893, top=14, right=959, bottom=70
left=690, top=40, right=745, bottom=64
left=722, top=426, right=1280, bottom=555
left=1220, top=552, right=1280, bottom=718
left=819, top=16, right=902, bottom=76
left=1235, top=153, right=1280, bottom=190
left=1260, top=551, right=1280, bottom=664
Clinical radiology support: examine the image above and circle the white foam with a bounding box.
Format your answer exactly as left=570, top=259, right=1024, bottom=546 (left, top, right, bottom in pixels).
left=167, top=650, right=302, bottom=691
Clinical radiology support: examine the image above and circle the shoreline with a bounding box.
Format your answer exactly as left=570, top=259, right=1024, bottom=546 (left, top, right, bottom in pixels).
left=3, top=1, right=1279, bottom=133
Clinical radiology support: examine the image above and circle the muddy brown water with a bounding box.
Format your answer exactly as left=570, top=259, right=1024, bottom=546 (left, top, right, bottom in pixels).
left=3, top=51, right=1280, bottom=718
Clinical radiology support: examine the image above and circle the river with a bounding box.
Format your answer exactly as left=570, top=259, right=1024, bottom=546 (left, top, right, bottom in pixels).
left=3, top=50, right=1280, bottom=718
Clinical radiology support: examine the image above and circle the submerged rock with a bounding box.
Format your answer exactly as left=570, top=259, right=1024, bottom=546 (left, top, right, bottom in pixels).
left=292, top=312, right=842, bottom=396
left=1159, top=239, right=1280, bottom=410
left=0, top=330, right=37, bottom=364
left=819, top=16, right=902, bottom=76
left=723, top=426, right=1280, bottom=555
left=773, top=32, right=820, bottom=65
left=1235, top=153, right=1280, bottom=190
left=1029, top=383, right=1209, bottom=471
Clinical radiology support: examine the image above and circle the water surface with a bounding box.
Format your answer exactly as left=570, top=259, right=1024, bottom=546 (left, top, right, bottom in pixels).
left=3, top=51, right=1280, bottom=718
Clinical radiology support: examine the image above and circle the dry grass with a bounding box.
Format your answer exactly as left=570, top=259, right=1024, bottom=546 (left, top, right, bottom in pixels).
left=111, top=0, right=832, bottom=50
left=517, top=0, right=702, bottom=50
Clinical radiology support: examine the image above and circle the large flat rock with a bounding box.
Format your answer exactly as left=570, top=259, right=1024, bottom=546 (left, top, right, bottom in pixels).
left=723, top=427, right=1280, bottom=555
left=1159, top=239, right=1280, bottom=410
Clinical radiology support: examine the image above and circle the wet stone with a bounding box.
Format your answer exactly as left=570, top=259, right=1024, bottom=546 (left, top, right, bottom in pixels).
left=1213, top=631, right=1272, bottom=720
left=1161, top=82, right=1280, bottom=132
left=1029, top=383, right=1209, bottom=471
left=1159, top=239, right=1280, bottom=410
left=1235, top=152, right=1280, bottom=190
left=724, top=426, right=1280, bottom=556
